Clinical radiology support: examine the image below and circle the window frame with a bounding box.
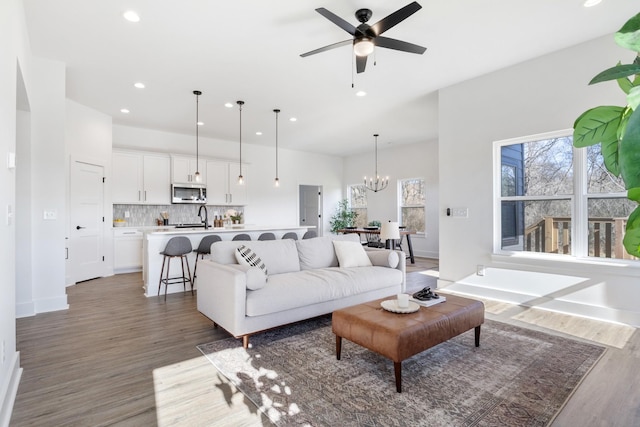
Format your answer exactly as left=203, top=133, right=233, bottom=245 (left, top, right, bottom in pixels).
left=398, top=177, right=426, bottom=234
left=347, top=183, right=368, bottom=228
left=493, top=128, right=631, bottom=262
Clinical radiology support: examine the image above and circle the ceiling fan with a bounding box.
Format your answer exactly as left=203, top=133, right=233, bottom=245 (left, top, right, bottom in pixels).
left=300, top=1, right=427, bottom=73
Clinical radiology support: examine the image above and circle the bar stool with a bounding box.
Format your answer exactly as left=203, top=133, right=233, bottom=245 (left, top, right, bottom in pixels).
left=302, top=230, right=317, bottom=239
left=258, top=232, right=276, bottom=241
left=282, top=232, right=298, bottom=240
left=232, top=234, right=251, bottom=241
left=193, top=234, right=222, bottom=282
left=157, top=236, right=193, bottom=301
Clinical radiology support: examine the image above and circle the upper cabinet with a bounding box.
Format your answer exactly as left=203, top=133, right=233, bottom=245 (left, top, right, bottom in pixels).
left=171, top=155, right=207, bottom=184
left=206, top=160, right=248, bottom=205
left=112, top=151, right=170, bottom=204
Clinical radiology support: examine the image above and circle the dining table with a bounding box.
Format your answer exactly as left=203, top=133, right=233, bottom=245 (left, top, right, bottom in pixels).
left=338, top=227, right=416, bottom=264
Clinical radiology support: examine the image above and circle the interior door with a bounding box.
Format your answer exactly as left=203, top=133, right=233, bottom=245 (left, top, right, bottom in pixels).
left=70, top=160, right=104, bottom=282
left=299, top=185, right=322, bottom=235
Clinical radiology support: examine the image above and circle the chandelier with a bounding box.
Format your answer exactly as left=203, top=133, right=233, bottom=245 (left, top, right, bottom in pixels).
left=364, top=134, right=388, bottom=192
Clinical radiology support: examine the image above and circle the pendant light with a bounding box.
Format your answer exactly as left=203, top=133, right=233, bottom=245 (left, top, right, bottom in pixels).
left=364, top=133, right=389, bottom=192
left=193, top=90, right=202, bottom=182
left=237, top=100, right=245, bottom=185
left=273, top=108, right=280, bottom=187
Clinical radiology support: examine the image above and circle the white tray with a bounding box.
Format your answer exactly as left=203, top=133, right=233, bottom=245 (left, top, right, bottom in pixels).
left=380, top=299, right=420, bottom=314
left=410, top=296, right=446, bottom=307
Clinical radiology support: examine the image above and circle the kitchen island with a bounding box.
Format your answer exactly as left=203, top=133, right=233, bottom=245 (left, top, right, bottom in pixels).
left=143, top=225, right=312, bottom=297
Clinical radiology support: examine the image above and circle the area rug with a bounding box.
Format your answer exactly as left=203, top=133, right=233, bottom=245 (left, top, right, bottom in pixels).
left=197, top=317, right=604, bottom=426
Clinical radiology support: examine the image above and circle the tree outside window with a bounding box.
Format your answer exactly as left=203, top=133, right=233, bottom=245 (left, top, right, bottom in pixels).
left=400, top=178, right=425, bottom=232
left=348, top=184, right=368, bottom=228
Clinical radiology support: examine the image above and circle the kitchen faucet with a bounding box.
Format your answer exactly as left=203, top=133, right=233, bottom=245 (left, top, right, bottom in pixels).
left=197, top=204, right=209, bottom=230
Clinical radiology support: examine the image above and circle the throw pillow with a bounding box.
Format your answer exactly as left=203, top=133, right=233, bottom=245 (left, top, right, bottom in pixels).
left=332, top=240, right=373, bottom=268
left=367, top=250, right=400, bottom=269
left=227, top=264, right=267, bottom=290
left=235, top=245, right=268, bottom=276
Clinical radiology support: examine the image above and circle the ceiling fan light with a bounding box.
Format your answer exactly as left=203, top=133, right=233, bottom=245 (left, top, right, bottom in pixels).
left=354, top=39, right=374, bottom=57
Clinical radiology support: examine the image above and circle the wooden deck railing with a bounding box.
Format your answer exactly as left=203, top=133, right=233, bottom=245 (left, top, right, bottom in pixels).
left=524, top=216, right=636, bottom=259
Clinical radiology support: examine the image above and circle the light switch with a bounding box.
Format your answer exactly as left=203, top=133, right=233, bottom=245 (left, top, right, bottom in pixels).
left=44, top=210, right=57, bottom=220
left=7, top=152, right=15, bottom=169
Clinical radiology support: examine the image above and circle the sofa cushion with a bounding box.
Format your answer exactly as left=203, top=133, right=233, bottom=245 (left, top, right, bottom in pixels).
left=210, top=241, right=243, bottom=264
left=367, top=249, right=400, bottom=269
left=244, top=239, right=300, bottom=275
left=296, top=234, right=361, bottom=270
left=246, top=266, right=402, bottom=316
left=235, top=245, right=268, bottom=276
left=333, top=240, right=372, bottom=268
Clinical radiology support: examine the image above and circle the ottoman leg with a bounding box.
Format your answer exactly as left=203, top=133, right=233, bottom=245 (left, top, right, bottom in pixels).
left=394, top=362, right=402, bottom=393
left=336, top=336, right=342, bottom=360
left=475, top=325, right=481, bottom=347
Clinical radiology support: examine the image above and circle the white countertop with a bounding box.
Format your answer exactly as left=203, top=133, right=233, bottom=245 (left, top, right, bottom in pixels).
left=147, top=225, right=312, bottom=236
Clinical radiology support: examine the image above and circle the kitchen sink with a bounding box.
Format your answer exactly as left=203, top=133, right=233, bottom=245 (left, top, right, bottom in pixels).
left=173, top=223, right=206, bottom=228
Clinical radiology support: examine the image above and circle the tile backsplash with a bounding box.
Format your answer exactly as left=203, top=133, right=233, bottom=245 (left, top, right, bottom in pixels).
left=113, top=204, right=244, bottom=226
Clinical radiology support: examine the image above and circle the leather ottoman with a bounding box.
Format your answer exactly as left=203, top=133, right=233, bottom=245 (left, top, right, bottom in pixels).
left=332, top=293, right=485, bottom=392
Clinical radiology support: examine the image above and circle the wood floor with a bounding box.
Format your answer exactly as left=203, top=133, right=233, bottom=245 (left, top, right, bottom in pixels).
left=10, top=258, right=639, bottom=426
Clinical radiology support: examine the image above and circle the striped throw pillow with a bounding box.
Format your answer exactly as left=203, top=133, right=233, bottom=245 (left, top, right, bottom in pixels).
left=235, top=245, right=268, bottom=276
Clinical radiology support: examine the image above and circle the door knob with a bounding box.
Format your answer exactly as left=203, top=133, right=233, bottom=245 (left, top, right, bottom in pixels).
left=76, top=225, right=86, bottom=230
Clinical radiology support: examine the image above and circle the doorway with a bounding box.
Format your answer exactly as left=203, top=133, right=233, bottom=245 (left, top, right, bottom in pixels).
left=69, top=160, right=105, bottom=282
left=299, top=185, right=323, bottom=236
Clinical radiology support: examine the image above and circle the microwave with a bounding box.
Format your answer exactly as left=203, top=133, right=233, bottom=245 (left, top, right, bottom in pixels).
left=171, top=184, right=207, bottom=204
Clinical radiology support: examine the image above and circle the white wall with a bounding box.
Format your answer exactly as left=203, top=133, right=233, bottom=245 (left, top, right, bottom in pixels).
left=2, top=0, right=27, bottom=423
left=438, top=35, right=640, bottom=325
left=343, top=139, right=439, bottom=258
left=113, top=125, right=344, bottom=235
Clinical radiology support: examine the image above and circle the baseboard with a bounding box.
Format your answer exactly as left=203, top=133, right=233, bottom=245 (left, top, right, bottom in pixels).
left=33, top=295, right=69, bottom=314
left=15, top=301, right=35, bottom=319
left=0, top=352, right=22, bottom=427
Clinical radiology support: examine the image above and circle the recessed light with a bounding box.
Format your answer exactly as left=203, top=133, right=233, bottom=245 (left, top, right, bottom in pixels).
left=224, top=102, right=233, bottom=108
left=289, top=117, right=297, bottom=122
left=583, top=0, right=601, bottom=6
left=134, top=82, right=145, bottom=89
left=197, top=121, right=204, bottom=126
left=120, top=108, right=130, bottom=114
left=123, top=11, right=140, bottom=22
left=256, top=131, right=263, bottom=136
left=356, top=91, right=367, bottom=97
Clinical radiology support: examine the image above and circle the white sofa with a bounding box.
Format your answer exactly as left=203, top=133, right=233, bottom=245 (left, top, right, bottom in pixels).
left=196, top=234, right=405, bottom=347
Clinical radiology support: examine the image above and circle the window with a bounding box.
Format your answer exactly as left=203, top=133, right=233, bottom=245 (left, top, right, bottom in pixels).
left=348, top=184, right=368, bottom=228
left=399, top=178, right=425, bottom=233
left=496, top=130, right=636, bottom=260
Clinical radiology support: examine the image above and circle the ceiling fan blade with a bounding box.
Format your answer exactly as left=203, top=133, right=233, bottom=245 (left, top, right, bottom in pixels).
left=375, top=36, right=426, bottom=54
left=370, top=1, right=422, bottom=36
left=356, top=55, right=367, bottom=73
left=315, top=8, right=357, bottom=36
left=300, top=39, right=353, bottom=57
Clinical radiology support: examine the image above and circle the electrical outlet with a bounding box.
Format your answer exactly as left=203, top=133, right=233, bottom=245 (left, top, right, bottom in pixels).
left=124, top=211, right=130, bottom=218
left=477, top=265, right=485, bottom=276
left=451, top=207, right=468, bottom=218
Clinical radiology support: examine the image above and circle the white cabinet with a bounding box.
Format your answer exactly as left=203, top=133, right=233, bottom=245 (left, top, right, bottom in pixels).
left=171, top=155, right=206, bottom=184
left=113, top=229, right=143, bottom=272
left=112, top=151, right=170, bottom=204
left=206, top=160, right=248, bottom=205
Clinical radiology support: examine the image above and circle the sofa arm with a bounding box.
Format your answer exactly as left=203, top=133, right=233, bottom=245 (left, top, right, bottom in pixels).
left=196, top=260, right=249, bottom=336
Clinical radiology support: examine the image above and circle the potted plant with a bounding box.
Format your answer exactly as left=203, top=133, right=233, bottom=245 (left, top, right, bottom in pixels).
left=329, top=199, right=358, bottom=234
left=573, top=12, right=640, bottom=257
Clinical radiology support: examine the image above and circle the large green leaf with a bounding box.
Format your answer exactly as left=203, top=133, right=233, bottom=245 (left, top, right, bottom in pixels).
left=590, top=64, right=640, bottom=85
left=628, top=85, right=640, bottom=110
left=619, top=107, right=640, bottom=189
left=623, top=204, right=640, bottom=257
left=573, top=106, right=624, bottom=147
left=601, top=132, right=620, bottom=176
left=628, top=187, right=640, bottom=202
left=618, top=75, right=633, bottom=94
left=615, top=13, right=640, bottom=52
